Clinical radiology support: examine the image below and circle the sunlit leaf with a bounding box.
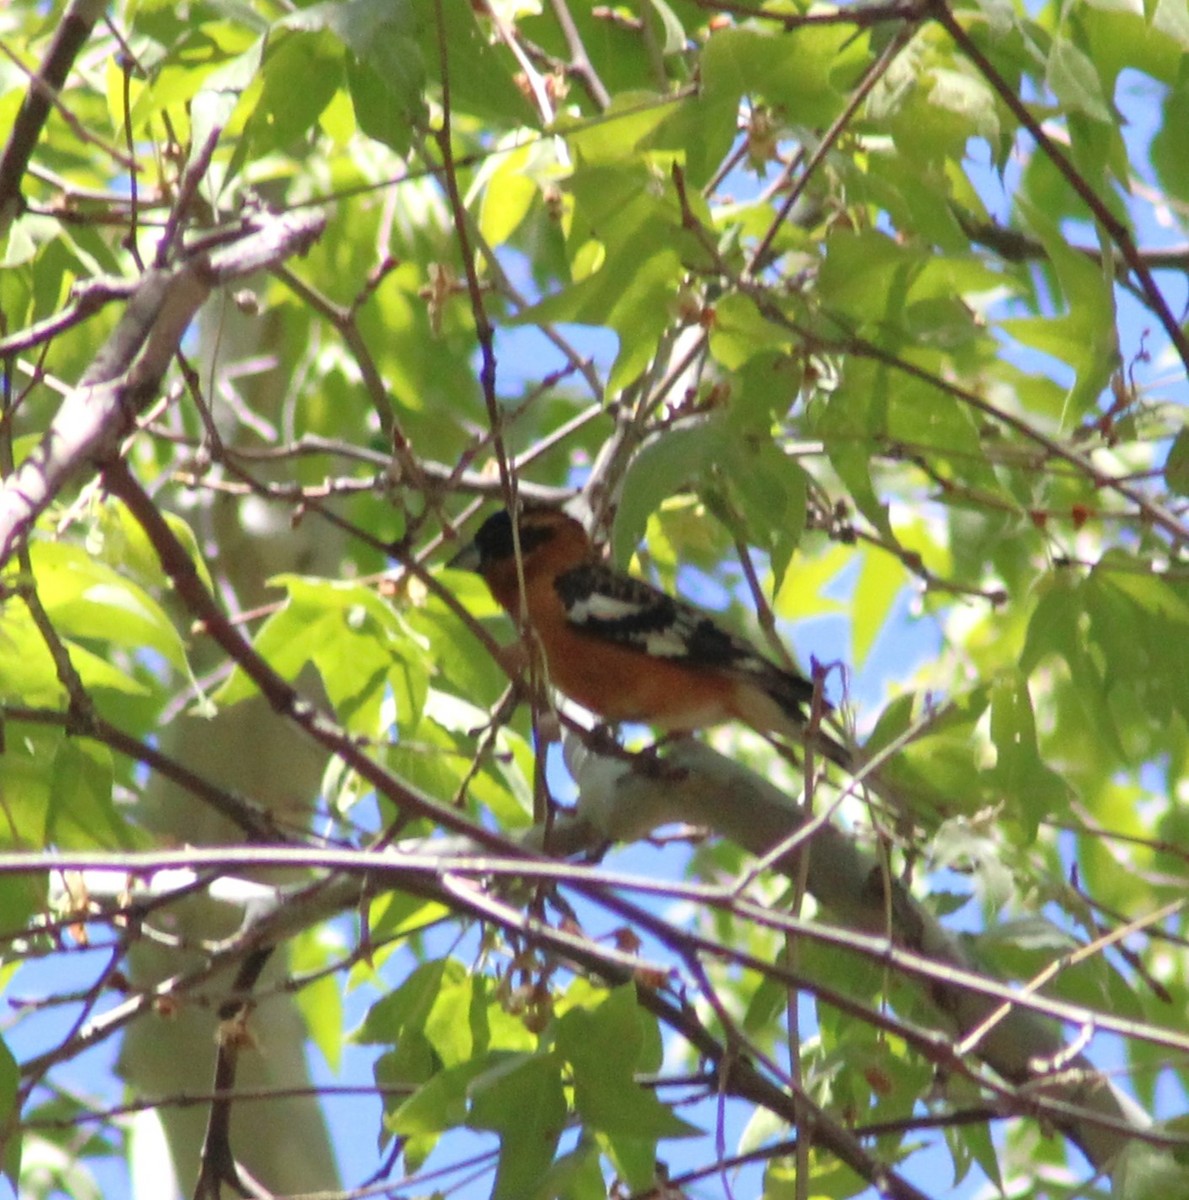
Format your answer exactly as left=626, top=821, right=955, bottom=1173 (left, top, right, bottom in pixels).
left=469, top=1052, right=566, bottom=1200
left=852, top=544, right=906, bottom=668
left=285, top=929, right=343, bottom=1074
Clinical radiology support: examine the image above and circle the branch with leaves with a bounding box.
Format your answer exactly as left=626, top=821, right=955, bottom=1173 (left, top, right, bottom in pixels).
left=3, top=1, right=1189, bottom=1198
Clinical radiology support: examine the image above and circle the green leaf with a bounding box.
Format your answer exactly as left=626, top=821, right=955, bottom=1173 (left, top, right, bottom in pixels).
left=852, top=545, right=905, bottom=668
left=954, top=1097, right=1003, bottom=1189
left=647, top=0, right=686, bottom=56
left=409, top=575, right=508, bottom=710
left=880, top=53, right=1001, bottom=165
left=818, top=228, right=920, bottom=331
left=216, top=575, right=428, bottom=734
left=469, top=1052, right=567, bottom=1200
left=989, top=669, right=1039, bottom=786
left=419, top=0, right=531, bottom=128
left=708, top=294, right=793, bottom=370
left=354, top=958, right=532, bottom=1069
left=0, top=601, right=68, bottom=707
left=0, top=728, right=56, bottom=847
left=537, top=1140, right=606, bottom=1200
left=816, top=366, right=894, bottom=542
left=284, top=0, right=417, bottom=55
left=772, top=543, right=850, bottom=623
left=332, top=0, right=428, bottom=153
left=30, top=542, right=190, bottom=674
left=477, top=139, right=543, bottom=248
left=1099, top=554, right=1189, bottom=625
left=987, top=669, right=1068, bottom=839
left=881, top=690, right=994, bottom=821
left=374, top=1036, right=435, bottom=1098
left=565, top=91, right=682, bottom=165
left=130, top=20, right=262, bottom=129
left=94, top=499, right=213, bottom=597
left=0, top=1035, right=18, bottom=1188
left=1164, top=424, right=1189, bottom=497
left=363, top=889, right=451, bottom=948
left=353, top=959, right=455, bottom=1045
left=890, top=389, right=983, bottom=467
left=556, top=984, right=699, bottom=1141
left=1023, top=572, right=1130, bottom=763
left=613, top=424, right=718, bottom=564
left=422, top=968, right=489, bottom=1069
left=699, top=26, right=861, bottom=130
left=1114, top=1139, right=1189, bottom=1200
left=643, top=86, right=738, bottom=188
left=1001, top=198, right=1118, bottom=423
left=1020, top=572, right=1079, bottom=674
left=290, top=927, right=345, bottom=1073
left=716, top=436, right=808, bottom=595
left=0, top=874, right=42, bottom=942
left=0, top=594, right=154, bottom=704
left=515, top=163, right=685, bottom=392
left=1046, top=33, right=1114, bottom=122
left=47, top=738, right=127, bottom=850
left=387, top=1056, right=487, bottom=1139
left=863, top=152, right=973, bottom=254
left=1081, top=554, right=1189, bottom=734
left=346, top=56, right=416, bottom=155
left=764, top=1147, right=868, bottom=1199
left=1150, top=67, right=1189, bottom=204
left=249, top=30, right=344, bottom=153
left=1078, top=0, right=1187, bottom=84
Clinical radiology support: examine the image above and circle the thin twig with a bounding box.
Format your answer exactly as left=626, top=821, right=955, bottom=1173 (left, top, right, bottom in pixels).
left=749, top=17, right=922, bottom=272
left=930, top=0, right=1189, bottom=375
left=690, top=0, right=926, bottom=27
left=0, top=0, right=127, bottom=230
left=548, top=0, right=611, bottom=110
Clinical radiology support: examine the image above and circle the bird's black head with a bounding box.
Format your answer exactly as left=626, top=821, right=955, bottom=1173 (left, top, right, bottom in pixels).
left=453, top=507, right=564, bottom=571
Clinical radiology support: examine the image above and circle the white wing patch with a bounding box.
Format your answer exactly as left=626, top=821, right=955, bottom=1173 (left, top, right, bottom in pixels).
left=567, top=591, right=691, bottom=657
left=632, top=625, right=697, bottom=659
left=567, top=592, right=647, bottom=623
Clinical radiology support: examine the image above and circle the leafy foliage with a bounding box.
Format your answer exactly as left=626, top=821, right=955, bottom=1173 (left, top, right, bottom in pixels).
left=2, top=0, right=1189, bottom=1197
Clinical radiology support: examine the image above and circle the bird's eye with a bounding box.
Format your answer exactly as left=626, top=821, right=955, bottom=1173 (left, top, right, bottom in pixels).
left=514, top=521, right=556, bottom=556
left=475, top=510, right=556, bottom=563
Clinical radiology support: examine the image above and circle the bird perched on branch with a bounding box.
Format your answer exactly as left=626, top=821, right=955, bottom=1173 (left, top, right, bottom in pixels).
left=451, top=506, right=851, bottom=766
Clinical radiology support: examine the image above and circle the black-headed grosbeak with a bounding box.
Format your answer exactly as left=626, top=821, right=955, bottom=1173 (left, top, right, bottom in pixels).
left=451, top=506, right=844, bottom=757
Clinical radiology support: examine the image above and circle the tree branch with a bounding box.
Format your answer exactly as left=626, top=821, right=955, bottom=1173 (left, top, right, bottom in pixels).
left=930, top=0, right=1189, bottom=376
left=0, top=0, right=111, bottom=233
left=563, top=738, right=1157, bottom=1175
left=0, top=211, right=326, bottom=568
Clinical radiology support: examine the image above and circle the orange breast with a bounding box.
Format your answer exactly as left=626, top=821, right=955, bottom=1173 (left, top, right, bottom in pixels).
left=541, top=629, right=739, bottom=730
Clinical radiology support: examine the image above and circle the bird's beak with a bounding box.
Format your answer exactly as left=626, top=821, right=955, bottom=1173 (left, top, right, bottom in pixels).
left=446, top=537, right=481, bottom=573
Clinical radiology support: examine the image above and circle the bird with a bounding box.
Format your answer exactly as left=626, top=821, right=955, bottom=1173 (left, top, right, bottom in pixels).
left=450, top=505, right=850, bottom=764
